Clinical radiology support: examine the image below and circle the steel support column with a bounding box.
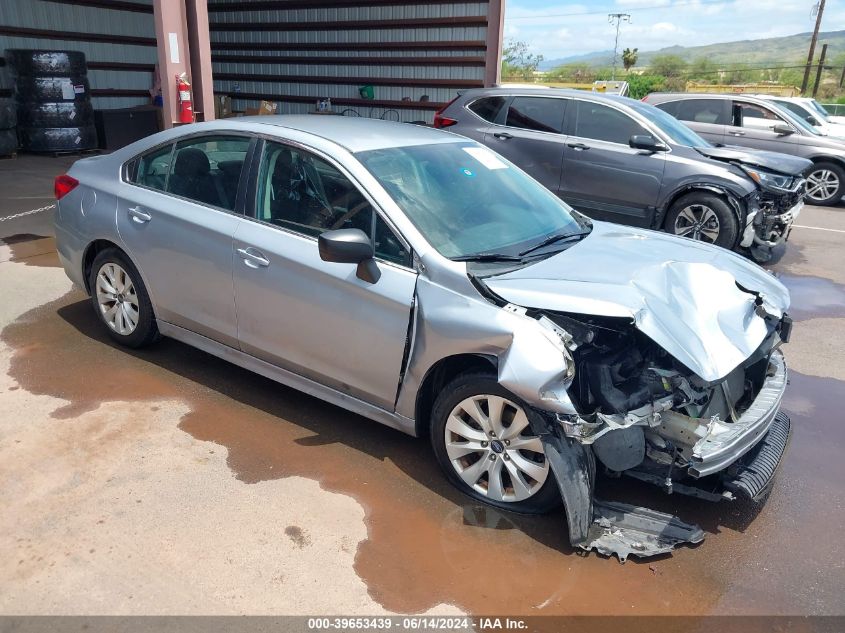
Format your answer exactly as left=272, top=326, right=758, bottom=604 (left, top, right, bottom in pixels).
left=484, top=0, right=505, bottom=87
left=153, top=0, right=191, bottom=128
left=185, top=0, right=215, bottom=122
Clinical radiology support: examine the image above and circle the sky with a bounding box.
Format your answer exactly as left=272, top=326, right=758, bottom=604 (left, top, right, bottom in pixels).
left=503, top=0, right=845, bottom=63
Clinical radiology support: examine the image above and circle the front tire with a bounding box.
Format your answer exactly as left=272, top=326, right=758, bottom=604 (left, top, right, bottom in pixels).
left=664, top=192, right=738, bottom=249
left=430, top=373, right=560, bottom=514
left=88, top=248, right=159, bottom=348
left=805, top=161, right=845, bottom=205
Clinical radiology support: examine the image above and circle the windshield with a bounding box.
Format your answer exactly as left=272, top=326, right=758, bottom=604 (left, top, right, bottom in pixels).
left=767, top=101, right=823, bottom=135
left=357, top=142, right=588, bottom=260
left=631, top=101, right=712, bottom=148
left=809, top=99, right=832, bottom=119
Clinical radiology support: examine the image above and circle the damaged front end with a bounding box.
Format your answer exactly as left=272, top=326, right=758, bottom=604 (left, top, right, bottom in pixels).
left=476, top=230, right=794, bottom=561
left=525, top=307, right=791, bottom=561
left=742, top=167, right=805, bottom=263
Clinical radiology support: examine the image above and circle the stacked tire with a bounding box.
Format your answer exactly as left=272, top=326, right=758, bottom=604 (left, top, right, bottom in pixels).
left=0, top=99, right=16, bottom=156
left=4, top=50, right=97, bottom=153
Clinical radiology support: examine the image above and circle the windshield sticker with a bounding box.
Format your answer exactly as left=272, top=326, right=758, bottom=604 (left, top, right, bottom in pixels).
left=460, top=168, right=476, bottom=177
left=463, top=147, right=509, bottom=170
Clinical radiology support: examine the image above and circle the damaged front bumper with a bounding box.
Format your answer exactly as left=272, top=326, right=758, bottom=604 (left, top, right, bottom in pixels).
left=747, top=181, right=805, bottom=258
left=534, top=349, right=791, bottom=562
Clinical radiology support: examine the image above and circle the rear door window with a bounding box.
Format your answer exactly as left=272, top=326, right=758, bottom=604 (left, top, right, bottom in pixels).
left=505, top=97, right=566, bottom=133
left=468, top=96, right=507, bottom=123
left=166, top=136, right=251, bottom=211
left=675, top=99, right=729, bottom=125
left=572, top=100, right=647, bottom=144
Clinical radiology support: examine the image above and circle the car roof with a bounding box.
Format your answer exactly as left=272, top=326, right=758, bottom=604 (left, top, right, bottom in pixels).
left=462, top=86, right=637, bottom=105
left=229, top=115, right=462, bottom=153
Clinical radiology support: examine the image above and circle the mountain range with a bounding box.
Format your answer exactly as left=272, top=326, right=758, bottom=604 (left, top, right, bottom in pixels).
left=539, top=29, right=845, bottom=70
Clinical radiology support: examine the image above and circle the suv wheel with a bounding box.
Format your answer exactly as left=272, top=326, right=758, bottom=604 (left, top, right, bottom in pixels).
left=431, top=373, right=560, bottom=514
left=805, top=162, right=845, bottom=205
left=664, top=192, right=738, bottom=248
left=88, top=248, right=159, bottom=348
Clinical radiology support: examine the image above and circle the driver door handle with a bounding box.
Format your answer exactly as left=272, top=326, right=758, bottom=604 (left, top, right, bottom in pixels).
left=567, top=142, right=590, bottom=151
left=493, top=132, right=513, bottom=140
left=237, top=247, right=270, bottom=269
left=128, top=206, right=151, bottom=224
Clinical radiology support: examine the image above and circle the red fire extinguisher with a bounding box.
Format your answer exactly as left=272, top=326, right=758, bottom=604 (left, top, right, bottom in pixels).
left=176, top=73, right=193, bottom=124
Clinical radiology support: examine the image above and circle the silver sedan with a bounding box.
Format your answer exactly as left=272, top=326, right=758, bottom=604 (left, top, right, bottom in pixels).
left=54, top=116, right=793, bottom=560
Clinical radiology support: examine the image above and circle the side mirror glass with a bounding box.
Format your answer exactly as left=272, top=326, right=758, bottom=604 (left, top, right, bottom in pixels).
left=318, top=228, right=381, bottom=283
left=629, top=134, right=668, bottom=152
left=773, top=123, right=795, bottom=136
left=806, top=115, right=820, bottom=126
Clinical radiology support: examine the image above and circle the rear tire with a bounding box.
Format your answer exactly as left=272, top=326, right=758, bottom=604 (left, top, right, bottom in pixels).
left=430, top=372, right=560, bottom=514
left=88, top=248, right=159, bottom=348
left=664, top=192, right=738, bottom=249
left=804, top=161, right=845, bottom=206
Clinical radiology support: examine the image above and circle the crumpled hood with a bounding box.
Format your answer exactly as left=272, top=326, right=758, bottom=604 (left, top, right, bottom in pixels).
left=482, top=222, right=790, bottom=382
left=696, top=145, right=811, bottom=176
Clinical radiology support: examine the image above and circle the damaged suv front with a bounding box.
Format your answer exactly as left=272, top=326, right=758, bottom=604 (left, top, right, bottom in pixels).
left=696, top=146, right=809, bottom=262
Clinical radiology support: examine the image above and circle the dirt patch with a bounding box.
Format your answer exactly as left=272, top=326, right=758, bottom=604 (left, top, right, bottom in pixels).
left=284, top=526, right=311, bottom=549
left=3, top=291, right=844, bottom=615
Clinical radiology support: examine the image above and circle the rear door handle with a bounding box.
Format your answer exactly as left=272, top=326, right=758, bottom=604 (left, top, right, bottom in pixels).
left=567, top=142, right=590, bottom=151
left=493, top=132, right=513, bottom=140
left=128, top=206, right=151, bottom=224
left=237, top=247, right=270, bottom=269
left=730, top=131, right=746, bottom=136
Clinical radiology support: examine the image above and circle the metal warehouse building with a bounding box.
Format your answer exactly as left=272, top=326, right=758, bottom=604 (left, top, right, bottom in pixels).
left=0, top=0, right=504, bottom=128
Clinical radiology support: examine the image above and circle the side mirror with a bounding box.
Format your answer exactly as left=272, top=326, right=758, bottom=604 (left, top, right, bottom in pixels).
left=773, top=123, right=795, bottom=136
left=318, top=228, right=381, bottom=284
left=806, top=115, right=821, bottom=126
left=629, top=134, right=668, bottom=152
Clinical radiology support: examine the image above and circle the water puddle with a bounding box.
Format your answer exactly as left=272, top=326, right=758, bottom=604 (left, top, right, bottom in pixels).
left=3, top=291, right=844, bottom=614
left=0, top=234, right=59, bottom=267
left=774, top=273, right=845, bottom=320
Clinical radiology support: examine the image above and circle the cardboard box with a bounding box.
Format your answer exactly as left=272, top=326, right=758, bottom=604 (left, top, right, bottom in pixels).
left=245, top=100, right=278, bottom=116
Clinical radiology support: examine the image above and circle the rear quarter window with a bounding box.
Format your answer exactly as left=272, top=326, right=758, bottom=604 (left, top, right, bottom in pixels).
left=126, top=143, right=174, bottom=192
left=468, top=96, right=507, bottom=123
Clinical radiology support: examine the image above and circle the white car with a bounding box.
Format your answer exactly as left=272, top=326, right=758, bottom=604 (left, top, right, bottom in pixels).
left=756, top=95, right=845, bottom=139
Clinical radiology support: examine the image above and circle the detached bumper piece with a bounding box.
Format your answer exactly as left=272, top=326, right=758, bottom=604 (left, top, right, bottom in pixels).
left=582, top=500, right=705, bottom=563
left=722, top=412, right=791, bottom=502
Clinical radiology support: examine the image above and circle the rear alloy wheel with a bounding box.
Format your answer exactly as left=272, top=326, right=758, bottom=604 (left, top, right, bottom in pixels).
left=805, top=162, right=845, bottom=205
left=664, top=192, right=738, bottom=249
left=431, top=373, right=560, bottom=514
left=88, top=248, right=159, bottom=348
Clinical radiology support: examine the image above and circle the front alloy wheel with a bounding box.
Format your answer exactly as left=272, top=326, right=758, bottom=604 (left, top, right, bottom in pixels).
left=673, top=204, right=721, bottom=243
left=805, top=164, right=844, bottom=205
left=431, top=373, right=560, bottom=514
left=444, top=394, right=550, bottom=503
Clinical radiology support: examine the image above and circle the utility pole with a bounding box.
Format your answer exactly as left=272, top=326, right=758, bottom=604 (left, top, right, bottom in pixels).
left=801, top=0, right=826, bottom=94
left=608, top=13, right=631, bottom=81
left=813, top=43, right=828, bottom=98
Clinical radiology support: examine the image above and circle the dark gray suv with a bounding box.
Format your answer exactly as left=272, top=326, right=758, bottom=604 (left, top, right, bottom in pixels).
left=437, top=88, right=810, bottom=261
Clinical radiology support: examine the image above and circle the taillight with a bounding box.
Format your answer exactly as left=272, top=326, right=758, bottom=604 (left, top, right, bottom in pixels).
left=433, top=96, right=460, bottom=128
left=54, top=174, right=79, bottom=200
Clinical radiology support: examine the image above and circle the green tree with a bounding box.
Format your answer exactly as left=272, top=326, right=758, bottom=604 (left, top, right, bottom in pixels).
left=502, top=39, right=544, bottom=81
left=688, top=57, right=716, bottom=82
left=622, top=48, right=639, bottom=72
left=626, top=74, right=667, bottom=99
left=649, top=54, right=688, bottom=78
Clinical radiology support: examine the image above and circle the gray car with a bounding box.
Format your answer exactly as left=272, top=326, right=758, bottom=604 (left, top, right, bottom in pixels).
left=54, top=116, right=793, bottom=560
left=437, top=88, right=810, bottom=261
left=642, top=92, right=845, bottom=205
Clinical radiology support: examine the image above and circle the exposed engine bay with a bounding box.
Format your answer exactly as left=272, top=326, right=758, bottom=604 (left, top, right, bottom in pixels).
left=509, top=301, right=791, bottom=562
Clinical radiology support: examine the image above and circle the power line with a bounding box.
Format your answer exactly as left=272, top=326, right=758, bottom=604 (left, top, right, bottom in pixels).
left=507, top=0, right=733, bottom=21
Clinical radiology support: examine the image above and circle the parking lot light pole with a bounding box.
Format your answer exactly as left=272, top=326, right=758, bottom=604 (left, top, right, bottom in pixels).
left=608, top=13, right=631, bottom=81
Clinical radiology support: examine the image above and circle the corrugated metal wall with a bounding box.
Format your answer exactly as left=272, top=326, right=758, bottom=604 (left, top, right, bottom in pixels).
left=1, top=0, right=501, bottom=122
left=0, top=0, right=156, bottom=109
left=207, top=0, right=496, bottom=123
